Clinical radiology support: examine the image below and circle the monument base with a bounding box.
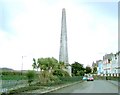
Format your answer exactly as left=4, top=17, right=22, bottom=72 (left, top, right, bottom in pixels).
left=67, top=65, right=72, bottom=76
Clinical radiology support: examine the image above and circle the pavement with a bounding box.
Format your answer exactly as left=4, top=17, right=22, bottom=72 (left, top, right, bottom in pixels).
left=107, top=80, right=120, bottom=87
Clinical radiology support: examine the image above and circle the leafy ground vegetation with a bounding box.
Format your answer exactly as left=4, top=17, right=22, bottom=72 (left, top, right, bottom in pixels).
left=1, top=57, right=83, bottom=94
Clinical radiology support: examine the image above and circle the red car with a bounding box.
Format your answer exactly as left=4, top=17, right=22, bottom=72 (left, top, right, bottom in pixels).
left=87, top=76, right=94, bottom=81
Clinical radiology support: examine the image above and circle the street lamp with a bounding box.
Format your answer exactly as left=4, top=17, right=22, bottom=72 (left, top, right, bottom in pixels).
left=21, top=56, right=27, bottom=75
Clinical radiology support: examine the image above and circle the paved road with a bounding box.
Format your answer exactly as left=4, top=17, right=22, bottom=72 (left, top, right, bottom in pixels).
left=51, top=80, right=118, bottom=93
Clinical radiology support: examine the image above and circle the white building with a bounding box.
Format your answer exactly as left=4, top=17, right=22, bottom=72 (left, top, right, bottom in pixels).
left=111, top=52, right=120, bottom=77
left=102, top=53, right=113, bottom=76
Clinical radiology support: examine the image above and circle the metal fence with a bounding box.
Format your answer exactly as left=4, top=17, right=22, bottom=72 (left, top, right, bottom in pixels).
left=1, top=80, right=28, bottom=93
left=1, top=76, right=83, bottom=93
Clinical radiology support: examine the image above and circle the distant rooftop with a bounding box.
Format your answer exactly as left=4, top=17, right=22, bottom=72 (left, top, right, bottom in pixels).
left=103, top=53, right=114, bottom=60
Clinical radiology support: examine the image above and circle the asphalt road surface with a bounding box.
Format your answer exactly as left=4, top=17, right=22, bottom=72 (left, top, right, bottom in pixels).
left=51, top=80, right=118, bottom=93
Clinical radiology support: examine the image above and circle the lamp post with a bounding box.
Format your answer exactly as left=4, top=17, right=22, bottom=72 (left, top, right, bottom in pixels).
left=21, top=56, right=27, bottom=75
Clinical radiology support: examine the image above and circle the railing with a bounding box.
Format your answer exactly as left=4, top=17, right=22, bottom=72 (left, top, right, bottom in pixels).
left=1, top=80, right=28, bottom=93
left=1, top=76, right=83, bottom=93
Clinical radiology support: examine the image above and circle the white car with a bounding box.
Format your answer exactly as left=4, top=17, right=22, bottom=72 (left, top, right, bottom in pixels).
left=82, top=76, right=87, bottom=81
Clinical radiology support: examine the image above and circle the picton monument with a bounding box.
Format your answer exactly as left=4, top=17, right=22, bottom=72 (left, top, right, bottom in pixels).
left=59, top=8, right=71, bottom=76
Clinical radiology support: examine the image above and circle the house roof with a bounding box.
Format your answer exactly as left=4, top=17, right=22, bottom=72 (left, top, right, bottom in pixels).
left=103, top=53, right=114, bottom=60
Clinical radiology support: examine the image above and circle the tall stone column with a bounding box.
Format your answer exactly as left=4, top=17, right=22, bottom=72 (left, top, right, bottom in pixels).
left=59, top=8, right=71, bottom=76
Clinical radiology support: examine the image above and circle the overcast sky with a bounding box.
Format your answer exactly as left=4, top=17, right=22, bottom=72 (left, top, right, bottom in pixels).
left=0, top=0, right=118, bottom=70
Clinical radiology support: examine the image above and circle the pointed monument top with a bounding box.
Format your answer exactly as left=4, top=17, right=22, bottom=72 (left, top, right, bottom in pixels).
left=62, top=8, right=65, bottom=10
left=62, top=8, right=66, bottom=17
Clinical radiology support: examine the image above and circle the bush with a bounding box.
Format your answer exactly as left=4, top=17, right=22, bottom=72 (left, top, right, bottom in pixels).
left=76, top=70, right=84, bottom=76
left=26, top=70, right=35, bottom=86
left=53, top=69, right=70, bottom=77
left=58, top=76, right=82, bottom=82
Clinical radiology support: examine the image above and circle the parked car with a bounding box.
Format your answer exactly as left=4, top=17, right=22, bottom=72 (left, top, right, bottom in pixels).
left=87, top=76, right=94, bottom=81
left=82, top=76, right=87, bottom=81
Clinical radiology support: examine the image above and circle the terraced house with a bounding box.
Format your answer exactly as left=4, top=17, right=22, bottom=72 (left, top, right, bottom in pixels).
left=97, top=51, right=120, bottom=77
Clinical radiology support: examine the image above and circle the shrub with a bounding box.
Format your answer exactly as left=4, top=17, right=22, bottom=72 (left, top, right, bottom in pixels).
left=53, top=69, right=70, bottom=77
left=26, top=70, right=35, bottom=86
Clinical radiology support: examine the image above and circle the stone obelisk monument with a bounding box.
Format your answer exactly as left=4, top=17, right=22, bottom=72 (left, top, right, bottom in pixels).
left=59, top=8, right=71, bottom=76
